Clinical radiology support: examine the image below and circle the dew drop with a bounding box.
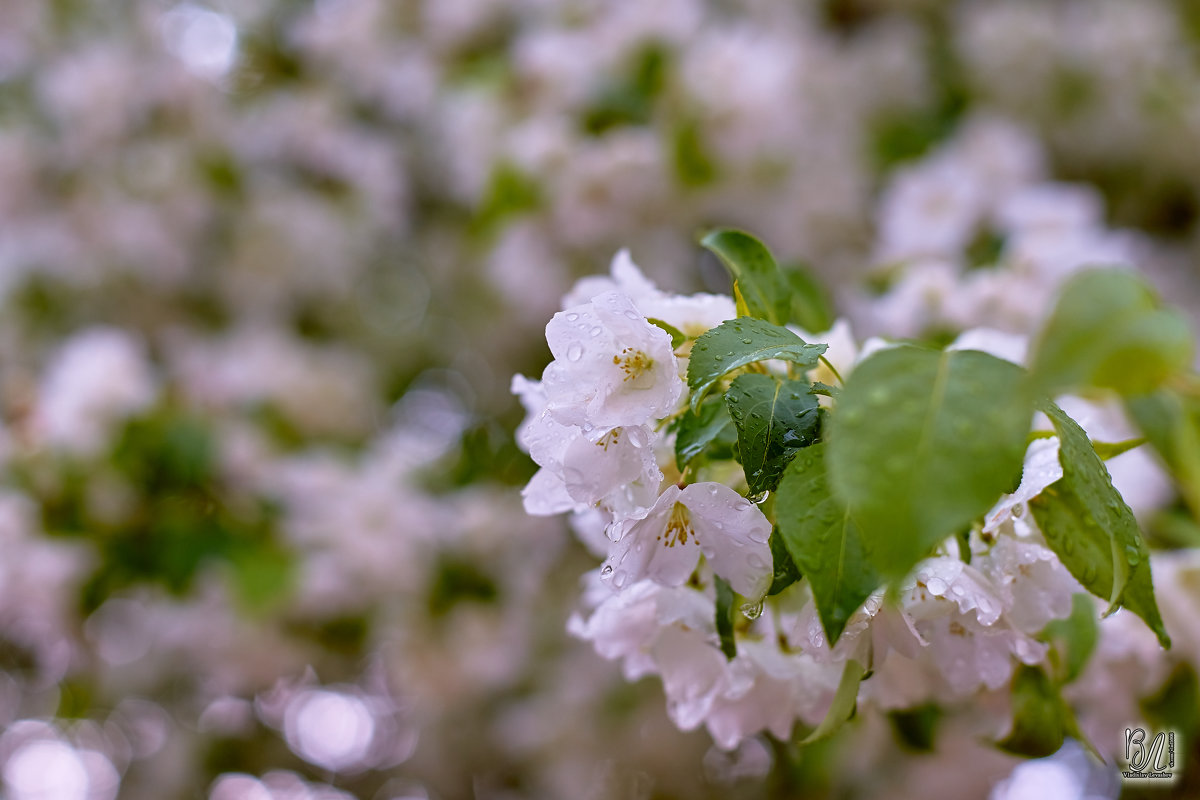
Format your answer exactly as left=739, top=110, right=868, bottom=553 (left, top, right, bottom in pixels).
left=926, top=577, right=948, bottom=595
left=1125, top=545, right=1141, bottom=566
left=1082, top=564, right=1097, bottom=584
left=748, top=490, right=770, bottom=505
left=624, top=309, right=641, bottom=321
left=601, top=564, right=613, bottom=576
left=566, top=343, right=584, bottom=362
left=589, top=326, right=603, bottom=337
left=566, top=312, right=580, bottom=321
left=740, top=600, right=764, bottom=620
left=613, top=570, right=629, bottom=589
left=742, top=338, right=752, bottom=345
left=729, top=395, right=740, bottom=403
left=715, top=355, right=724, bottom=362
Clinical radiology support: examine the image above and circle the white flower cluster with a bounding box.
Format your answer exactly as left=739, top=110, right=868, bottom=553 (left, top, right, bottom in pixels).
left=515, top=254, right=1100, bottom=750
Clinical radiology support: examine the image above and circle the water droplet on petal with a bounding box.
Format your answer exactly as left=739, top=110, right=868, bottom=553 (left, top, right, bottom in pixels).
left=601, top=564, right=613, bottom=576
left=613, top=570, right=629, bottom=589
left=748, top=490, right=769, bottom=505
left=589, top=326, right=603, bottom=337
left=926, top=577, right=948, bottom=595
left=624, top=310, right=641, bottom=321
left=566, top=343, right=584, bottom=362
left=740, top=600, right=764, bottom=620
left=566, top=312, right=580, bottom=322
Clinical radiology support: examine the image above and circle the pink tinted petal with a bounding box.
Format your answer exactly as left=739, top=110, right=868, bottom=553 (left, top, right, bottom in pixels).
left=681, top=483, right=772, bottom=599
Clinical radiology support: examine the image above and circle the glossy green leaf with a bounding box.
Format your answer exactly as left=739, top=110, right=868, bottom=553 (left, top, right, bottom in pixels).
left=725, top=374, right=821, bottom=495
left=826, top=346, right=1032, bottom=580
left=674, top=395, right=735, bottom=471
left=687, top=318, right=826, bottom=410
left=701, top=229, right=791, bottom=325
left=715, top=575, right=737, bottom=660
left=777, top=442, right=880, bottom=645
left=768, top=529, right=802, bottom=596
left=1041, top=593, right=1099, bottom=685
left=1030, top=269, right=1193, bottom=396
left=1029, top=402, right=1171, bottom=648
left=798, top=659, right=864, bottom=744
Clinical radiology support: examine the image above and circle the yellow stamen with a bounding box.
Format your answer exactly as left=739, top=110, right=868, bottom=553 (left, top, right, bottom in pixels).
left=612, top=347, right=653, bottom=383
left=656, top=502, right=694, bottom=549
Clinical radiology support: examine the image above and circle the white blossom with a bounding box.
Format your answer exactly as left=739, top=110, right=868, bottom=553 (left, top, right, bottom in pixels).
left=603, top=483, right=773, bottom=599
left=542, top=291, right=683, bottom=430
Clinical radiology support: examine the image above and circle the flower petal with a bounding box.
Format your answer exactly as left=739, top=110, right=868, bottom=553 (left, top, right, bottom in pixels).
left=680, top=483, right=772, bottom=599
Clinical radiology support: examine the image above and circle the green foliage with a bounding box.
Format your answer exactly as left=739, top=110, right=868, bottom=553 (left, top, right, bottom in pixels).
left=647, top=317, right=686, bottom=350
left=798, top=659, right=864, bottom=744
left=686, top=318, right=826, bottom=410
left=1142, top=664, right=1200, bottom=742
left=470, top=161, right=542, bottom=240
left=826, top=346, right=1032, bottom=581
left=888, top=704, right=941, bottom=752
left=714, top=575, right=738, bottom=660
left=673, top=395, right=736, bottom=471
left=776, top=443, right=879, bottom=645
left=28, top=409, right=291, bottom=614
left=996, top=665, right=1083, bottom=758
left=783, top=263, right=835, bottom=333
left=671, top=119, right=718, bottom=187
left=580, top=43, right=668, bottom=135
left=1126, top=389, right=1200, bottom=517
left=725, top=374, right=821, bottom=495
left=701, top=230, right=792, bottom=326
left=1041, top=593, right=1099, bottom=684
left=427, top=555, right=499, bottom=617
left=767, top=529, right=802, bottom=596
left=1091, top=438, right=1147, bottom=461
left=1029, top=402, right=1170, bottom=648
left=1030, top=269, right=1193, bottom=396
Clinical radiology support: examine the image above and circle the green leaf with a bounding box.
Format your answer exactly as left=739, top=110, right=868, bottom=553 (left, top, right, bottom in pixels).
left=1029, top=402, right=1171, bottom=648
left=1091, top=437, right=1146, bottom=461
left=715, top=575, right=737, bottom=660
left=996, top=665, right=1071, bottom=758
left=686, top=318, right=827, bottom=410
left=701, top=229, right=792, bottom=325
left=809, top=381, right=840, bottom=398
left=647, top=317, right=686, bottom=350
left=777, top=442, right=880, bottom=645
left=826, top=346, right=1032, bottom=580
left=783, top=263, right=834, bottom=333
left=673, top=395, right=735, bottom=471
left=1126, top=389, right=1200, bottom=517
left=1030, top=269, right=1193, bottom=396
left=1041, top=593, right=1099, bottom=684
left=725, top=374, right=821, bottom=495
left=798, top=659, right=864, bottom=745
left=768, top=528, right=802, bottom=596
